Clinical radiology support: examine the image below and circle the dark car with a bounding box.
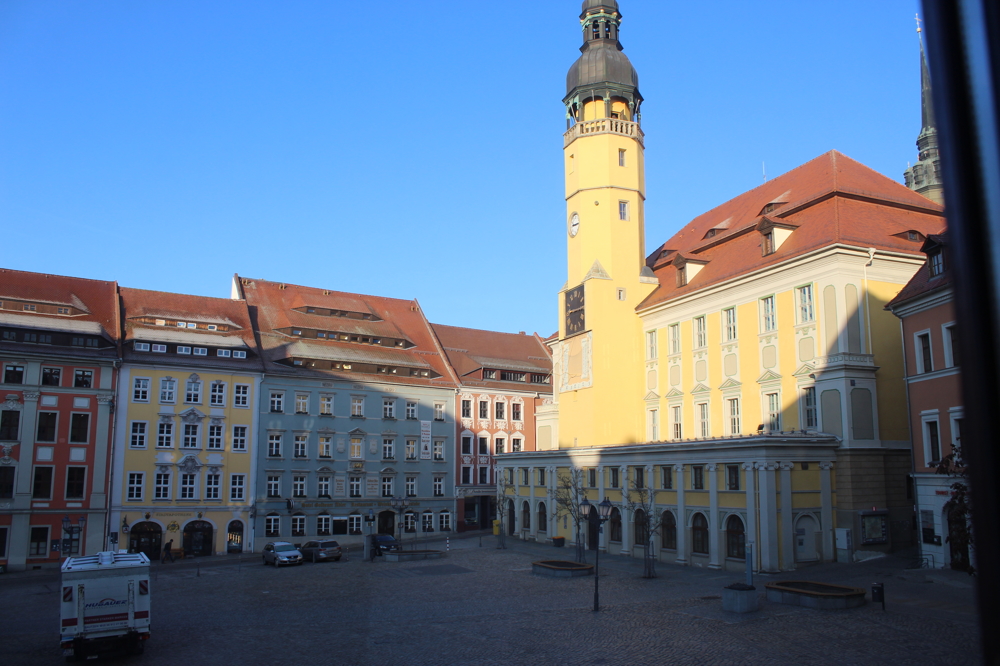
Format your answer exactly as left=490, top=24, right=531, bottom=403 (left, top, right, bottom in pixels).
left=300, top=540, right=342, bottom=563
left=373, top=534, right=402, bottom=552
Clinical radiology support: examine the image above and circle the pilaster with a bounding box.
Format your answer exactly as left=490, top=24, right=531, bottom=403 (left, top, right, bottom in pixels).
left=779, top=462, right=794, bottom=570
left=675, top=464, right=687, bottom=564
left=758, top=462, right=780, bottom=572
left=819, top=461, right=835, bottom=561
left=707, top=463, right=721, bottom=569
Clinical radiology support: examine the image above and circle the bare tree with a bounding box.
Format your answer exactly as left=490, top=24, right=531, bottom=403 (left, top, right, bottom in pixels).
left=553, top=467, right=589, bottom=563
left=494, top=466, right=512, bottom=550
left=624, top=485, right=659, bottom=578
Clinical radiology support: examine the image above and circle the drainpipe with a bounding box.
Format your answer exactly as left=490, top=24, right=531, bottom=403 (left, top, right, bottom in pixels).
left=863, top=248, right=876, bottom=353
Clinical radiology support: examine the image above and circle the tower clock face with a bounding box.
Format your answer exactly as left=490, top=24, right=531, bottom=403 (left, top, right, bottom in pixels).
left=569, top=213, right=580, bottom=237
left=565, top=284, right=585, bottom=335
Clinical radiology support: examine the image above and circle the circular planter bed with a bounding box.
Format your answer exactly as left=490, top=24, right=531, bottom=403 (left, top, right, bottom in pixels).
left=531, top=560, right=594, bottom=577
left=764, top=581, right=867, bottom=609
left=383, top=550, right=445, bottom=562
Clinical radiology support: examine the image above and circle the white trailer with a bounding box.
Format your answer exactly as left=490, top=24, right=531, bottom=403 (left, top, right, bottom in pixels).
left=60, top=551, right=151, bottom=661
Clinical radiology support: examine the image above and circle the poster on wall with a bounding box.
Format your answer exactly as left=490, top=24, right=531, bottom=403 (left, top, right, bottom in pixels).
left=366, top=476, right=380, bottom=497
left=420, top=420, right=432, bottom=459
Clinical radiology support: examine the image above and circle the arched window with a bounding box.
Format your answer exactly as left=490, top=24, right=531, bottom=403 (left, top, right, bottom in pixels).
left=609, top=507, right=622, bottom=542
left=726, top=515, right=746, bottom=559
left=421, top=510, right=434, bottom=532
left=661, top=511, right=676, bottom=550
left=521, top=501, right=531, bottom=530
left=439, top=510, right=451, bottom=532
left=692, top=513, right=709, bottom=554
left=404, top=510, right=416, bottom=533
left=634, top=508, right=648, bottom=546
left=537, top=503, right=547, bottom=533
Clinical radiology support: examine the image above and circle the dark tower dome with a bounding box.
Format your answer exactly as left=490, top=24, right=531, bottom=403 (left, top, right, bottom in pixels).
left=564, top=0, right=642, bottom=122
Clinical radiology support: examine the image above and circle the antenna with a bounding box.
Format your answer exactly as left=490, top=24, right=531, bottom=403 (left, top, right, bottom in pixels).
left=762, top=162, right=767, bottom=183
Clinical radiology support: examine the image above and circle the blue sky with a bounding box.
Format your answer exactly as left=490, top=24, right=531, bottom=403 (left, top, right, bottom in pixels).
left=1, top=1, right=923, bottom=334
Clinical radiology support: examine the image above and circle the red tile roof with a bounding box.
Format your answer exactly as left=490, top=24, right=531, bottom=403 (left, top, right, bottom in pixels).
left=885, top=233, right=953, bottom=309
left=431, top=324, right=552, bottom=392
left=639, top=151, right=947, bottom=311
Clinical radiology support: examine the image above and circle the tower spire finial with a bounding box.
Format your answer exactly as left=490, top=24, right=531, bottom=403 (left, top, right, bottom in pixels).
left=903, top=14, right=944, bottom=205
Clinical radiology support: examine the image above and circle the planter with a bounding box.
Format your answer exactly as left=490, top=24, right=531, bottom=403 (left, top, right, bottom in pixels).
left=764, top=581, right=867, bottom=609
left=722, top=583, right=758, bottom=613
left=531, top=560, right=593, bottom=577
left=552, top=537, right=566, bottom=547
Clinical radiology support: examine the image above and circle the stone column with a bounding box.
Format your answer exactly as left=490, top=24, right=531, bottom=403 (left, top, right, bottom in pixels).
left=742, top=463, right=756, bottom=572
left=598, top=465, right=607, bottom=552
left=528, top=466, right=537, bottom=541
left=513, top=465, right=521, bottom=536
left=779, top=462, right=795, bottom=570
left=707, top=463, right=721, bottom=569
left=646, top=464, right=655, bottom=558
left=819, top=461, right=835, bottom=562
left=758, top=462, right=780, bottom=572
left=618, top=465, right=630, bottom=556
left=675, top=465, right=687, bottom=565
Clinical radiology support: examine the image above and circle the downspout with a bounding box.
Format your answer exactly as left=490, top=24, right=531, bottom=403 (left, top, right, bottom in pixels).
left=863, top=248, right=876, bottom=353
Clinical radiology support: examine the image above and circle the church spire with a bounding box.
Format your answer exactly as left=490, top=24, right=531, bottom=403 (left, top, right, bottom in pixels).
left=904, top=16, right=944, bottom=205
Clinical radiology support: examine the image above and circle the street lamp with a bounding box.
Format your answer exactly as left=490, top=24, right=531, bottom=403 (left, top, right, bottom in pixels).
left=390, top=496, right=408, bottom=549
left=364, top=509, right=375, bottom=562
left=62, top=514, right=87, bottom=558
left=579, top=498, right=614, bottom=612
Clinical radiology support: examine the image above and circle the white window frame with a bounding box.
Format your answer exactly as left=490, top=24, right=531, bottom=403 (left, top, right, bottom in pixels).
left=210, top=382, right=226, bottom=407
left=383, top=398, right=396, bottom=419
left=193, top=347, right=207, bottom=356
left=797, top=284, right=815, bottom=323
left=230, top=474, right=245, bottom=501
left=157, top=422, right=174, bottom=448
left=319, top=395, right=334, bottom=415
left=127, top=472, right=144, bottom=501
left=177, top=346, right=191, bottom=355
left=669, top=324, right=681, bottom=354
left=697, top=402, right=710, bottom=437
left=670, top=405, right=681, bottom=440
left=266, top=475, right=280, bottom=498
left=318, top=477, right=331, bottom=498
left=765, top=391, right=781, bottom=432
left=182, top=423, right=200, bottom=449
left=433, top=477, right=444, bottom=497
left=265, top=515, right=280, bottom=536
left=382, top=438, right=395, bottom=459
left=647, top=408, right=659, bottom=441
left=920, top=410, right=942, bottom=465
left=914, top=330, right=934, bottom=374
left=433, top=440, right=445, bottom=461
left=349, top=437, right=363, bottom=460
left=130, top=421, right=148, bottom=448
left=270, top=392, right=284, bottom=413
left=760, top=295, right=777, bottom=332
left=205, top=473, right=220, bottom=500
left=405, top=439, right=417, bottom=460
left=154, top=472, right=171, bottom=500
left=646, top=330, right=657, bottom=360
left=208, top=424, right=223, bottom=450
left=723, top=307, right=737, bottom=342
left=318, top=435, right=332, bottom=458
left=132, top=378, right=150, bottom=403
left=381, top=476, right=394, bottom=497
left=349, top=476, right=361, bottom=498
left=434, top=402, right=445, bottom=421
left=185, top=379, right=202, bottom=404
left=801, top=386, right=817, bottom=429
left=727, top=397, right=741, bottom=435
left=233, top=350, right=247, bottom=359
left=618, top=200, right=630, bottom=221
left=217, top=349, right=231, bottom=357
left=694, top=316, right=707, bottom=348
left=268, top=433, right=282, bottom=457
left=293, top=476, right=306, bottom=498
left=160, top=378, right=177, bottom=404
left=294, top=434, right=308, bottom=458
left=942, top=322, right=958, bottom=368
left=406, top=401, right=417, bottom=419
left=134, top=342, right=150, bottom=352
left=295, top=394, right=309, bottom=414
left=351, top=396, right=364, bottom=417
left=232, top=425, right=247, bottom=451
left=233, top=384, right=250, bottom=408
left=439, top=511, right=451, bottom=531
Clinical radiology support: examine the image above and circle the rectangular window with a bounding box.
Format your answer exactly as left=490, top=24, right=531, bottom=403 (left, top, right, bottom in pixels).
left=434, top=403, right=445, bottom=421
left=479, top=401, right=489, bottom=419
left=761, top=295, right=777, bottom=332
left=728, top=398, right=741, bottom=435
left=927, top=420, right=941, bottom=463
left=433, top=477, right=444, bottom=497
left=267, top=475, right=280, bottom=498
left=634, top=467, right=644, bottom=489
left=234, top=384, right=250, bottom=408
left=316, top=514, right=331, bottom=536
left=29, top=527, right=49, bottom=557
left=520, top=468, right=529, bottom=485
left=232, top=426, right=247, bottom=451
left=798, top=285, right=815, bottom=322
left=0, top=461, right=11, bottom=499
left=929, top=251, right=944, bottom=276
left=511, top=438, right=521, bottom=452
left=295, top=394, right=309, bottom=414
left=692, top=465, right=704, bottom=490
left=290, top=515, right=305, bottom=536
left=351, top=397, right=364, bottom=417
left=405, top=401, right=417, bottom=419
left=318, top=476, right=331, bottom=498
left=127, top=472, right=144, bottom=500
left=460, top=400, right=471, bottom=418
left=180, top=473, right=197, bottom=499
left=918, top=332, right=933, bottom=373
left=134, top=342, right=150, bottom=352
left=32, top=466, right=53, bottom=498
left=205, top=473, right=220, bottom=500
left=270, top=392, right=284, bottom=413
left=671, top=405, right=682, bottom=440
left=618, top=200, right=629, bottom=220
left=421, top=512, right=434, bottom=532
left=382, top=438, right=395, bottom=459
left=193, top=348, right=207, bottom=356
left=694, top=316, right=707, bottom=348
left=479, top=436, right=489, bottom=455
left=233, top=350, right=247, bottom=359
left=177, top=346, right=191, bottom=355
left=609, top=467, right=620, bottom=489
left=382, top=399, right=395, bottom=419
left=160, top=378, right=176, bottom=403
left=766, top=392, right=781, bottom=431
left=495, top=437, right=505, bottom=454
left=944, top=324, right=959, bottom=368
left=208, top=424, right=223, bottom=450
left=439, top=511, right=451, bottom=531
left=726, top=464, right=740, bottom=491
left=461, top=467, right=471, bottom=484
left=762, top=231, right=775, bottom=256
left=4, top=365, right=24, bottom=384
left=74, top=370, right=93, bottom=388
left=318, top=435, right=332, bottom=458
left=401, top=475, right=415, bottom=497
left=648, top=408, right=658, bottom=441
left=130, top=421, right=147, bottom=448
left=217, top=349, right=231, bottom=357
left=802, top=387, right=817, bottom=429
left=36, top=412, right=57, bottom=442
left=210, top=383, right=226, bottom=407
left=433, top=440, right=444, bottom=461
left=293, top=476, right=306, bottom=498
left=618, top=148, right=626, bottom=167
left=348, top=514, right=361, bottom=534
left=380, top=476, right=393, bottom=497
left=405, top=439, right=416, bottom=460
left=157, top=422, right=174, bottom=448
left=182, top=424, right=199, bottom=448
left=479, top=467, right=489, bottom=484
left=70, top=413, right=89, bottom=443
left=499, top=371, right=525, bottom=382
left=293, top=434, right=308, bottom=458
left=646, top=330, right=657, bottom=359
left=319, top=395, right=333, bottom=415
left=511, top=403, right=522, bottom=421
left=669, top=323, right=681, bottom=354
left=349, top=476, right=361, bottom=498
left=41, top=367, right=61, bottom=386
left=495, top=402, right=505, bottom=420
left=268, top=434, right=282, bottom=457
left=132, top=378, right=150, bottom=402
left=265, top=516, right=279, bottom=537
left=230, top=474, right=245, bottom=501
left=185, top=380, right=201, bottom=404
left=661, top=466, right=673, bottom=489
left=0, top=410, right=20, bottom=440
left=350, top=437, right=363, bottom=460
left=698, top=402, right=710, bottom=437
left=154, top=472, right=170, bottom=499
left=719, top=307, right=736, bottom=342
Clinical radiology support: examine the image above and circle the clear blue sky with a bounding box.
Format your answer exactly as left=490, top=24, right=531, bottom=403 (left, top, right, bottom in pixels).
left=1, top=1, right=923, bottom=335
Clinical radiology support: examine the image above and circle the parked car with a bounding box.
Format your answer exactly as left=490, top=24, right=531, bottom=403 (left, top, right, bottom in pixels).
left=262, top=542, right=304, bottom=567
left=373, top=534, right=402, bottom=552
left=300, top=540, right=342, bottom=563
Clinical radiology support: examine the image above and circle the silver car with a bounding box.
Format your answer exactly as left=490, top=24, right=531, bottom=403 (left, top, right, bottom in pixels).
left=262, top=541, right=304, bottom=567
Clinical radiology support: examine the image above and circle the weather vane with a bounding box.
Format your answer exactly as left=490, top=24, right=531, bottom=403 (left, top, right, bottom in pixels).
left=916, top=13, right=923, bottom=34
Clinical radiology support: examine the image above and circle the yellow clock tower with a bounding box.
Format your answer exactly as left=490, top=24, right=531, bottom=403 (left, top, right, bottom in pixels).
left=556, top=0, right=657, bottom=448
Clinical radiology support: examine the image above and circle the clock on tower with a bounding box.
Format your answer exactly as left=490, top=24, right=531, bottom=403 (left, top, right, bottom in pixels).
left=565, top=284, right=585, bottom=335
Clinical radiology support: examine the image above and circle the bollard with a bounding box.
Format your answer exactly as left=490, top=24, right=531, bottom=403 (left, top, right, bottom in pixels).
left=871, top=582, right=885, bottom=611
left=446, top=537, right=450, bottom=552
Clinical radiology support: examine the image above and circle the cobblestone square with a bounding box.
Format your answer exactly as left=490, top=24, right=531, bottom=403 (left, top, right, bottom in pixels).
left=0, top=534, right=980, bottom=665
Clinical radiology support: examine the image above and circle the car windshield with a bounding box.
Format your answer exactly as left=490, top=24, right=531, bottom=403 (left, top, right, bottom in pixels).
left=275, top=544, right=296, bottom=552
left=320, top=541, right=339, bottom=548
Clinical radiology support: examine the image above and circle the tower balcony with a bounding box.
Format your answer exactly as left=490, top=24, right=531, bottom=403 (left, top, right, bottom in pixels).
left=564, top=118, right=644, bottom=148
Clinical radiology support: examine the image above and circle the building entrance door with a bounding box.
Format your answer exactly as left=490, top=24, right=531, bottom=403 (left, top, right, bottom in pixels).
left=227, top=520, right=244, bottom=553
left=183, top=520, right=214, bottom=557
left=377, top=510, right=395, bottom=536
left=128, top=522, right=162, bottom=560
left=794, top=515, right=819, bottom=562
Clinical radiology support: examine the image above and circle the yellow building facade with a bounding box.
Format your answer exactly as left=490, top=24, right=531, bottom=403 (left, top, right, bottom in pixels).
left=501, top=0, right=946, bottom=572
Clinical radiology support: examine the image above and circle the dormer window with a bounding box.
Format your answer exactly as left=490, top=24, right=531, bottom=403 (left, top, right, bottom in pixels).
left=676, top=266, right=688, bottom=288
left=703, top=229, right=717, bottom=239
left=762, top=231, right=775, bottom=256
left=760, top=202, right=786, bottom=215
left=929, top=250, right=945, bottom=277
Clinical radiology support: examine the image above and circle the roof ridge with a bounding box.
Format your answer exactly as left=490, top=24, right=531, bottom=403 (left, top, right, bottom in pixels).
left=239, top=276, right=417, bottom=306
left=0, top=267, right=117, bottom=287
left=120, top=286, right=243, bottom=304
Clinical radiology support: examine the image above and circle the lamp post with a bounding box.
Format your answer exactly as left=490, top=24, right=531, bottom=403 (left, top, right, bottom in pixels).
left=62, top=514, right=87, bottom=558
left=580, top=497, right=613, bottom=612
left=364, top=509, right=375, bottom=561
left=390, top=496, right=408, bottom=549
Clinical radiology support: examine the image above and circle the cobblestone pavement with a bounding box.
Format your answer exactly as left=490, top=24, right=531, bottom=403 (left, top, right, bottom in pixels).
left=0, top=533, right=981, bottom=665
